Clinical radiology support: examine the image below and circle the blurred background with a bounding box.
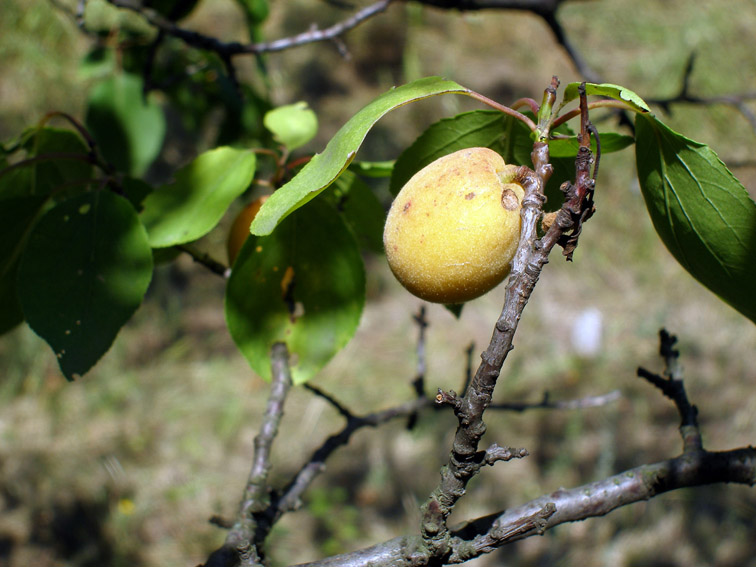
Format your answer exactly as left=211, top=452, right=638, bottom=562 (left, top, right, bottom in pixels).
left=1, top=0, right=756, bottom=565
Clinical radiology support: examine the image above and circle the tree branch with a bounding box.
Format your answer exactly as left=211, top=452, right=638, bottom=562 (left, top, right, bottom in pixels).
left=204, top=342, right=292, bottom=567
left=105, top=0, right=395, bottom=56
left=291, top=446, right=756, bottom=567
left=418, top=80, right=597, bottom=559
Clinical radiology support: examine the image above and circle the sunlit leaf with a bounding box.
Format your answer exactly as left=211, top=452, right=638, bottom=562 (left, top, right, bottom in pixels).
left=140, top=147, right=256, bottom=247
left=226, top=198, right=365, bottom=384
left=635, top=113, right=756, bottom=322
left=264, top=102, right=318, bottom=151
left=250, top=77, right=471, bottom=236
left=17, top=191, right=153, bottom=379
left=562, top=82, right=650, bottom=113
left=85, top=73, right=166, bottom=176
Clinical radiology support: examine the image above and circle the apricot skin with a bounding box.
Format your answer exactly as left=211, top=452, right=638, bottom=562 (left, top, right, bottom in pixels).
left=383, top=147, right=524, bottom=304
left=227, top=196, right=268, bottom=265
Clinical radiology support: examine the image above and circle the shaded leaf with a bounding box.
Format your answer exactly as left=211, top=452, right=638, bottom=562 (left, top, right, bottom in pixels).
left=635, top=113, right=756, bottom=322
left=0, top=197, right=48, bottom=334
left=549, top=132, right=634, bottom=158
left=264, top=102, right=318, bottom=151
left=324, top=170, right=385, bottom=253
left=226, top=198, right=365, bottom=384
left=17, top=191, right=153, bottom=379
left=0, top=128, right=93, bottom=200
left=85, top=73, right=166, bottom=176
left=141, top=147, right=256, bottom=247
left=390, top=109, right=567, bottom=206
left=250, top=77, right=470, bottom=236
left=348, top=160, right=395, bottom=178
left=390, top=110, right=532, bottom=194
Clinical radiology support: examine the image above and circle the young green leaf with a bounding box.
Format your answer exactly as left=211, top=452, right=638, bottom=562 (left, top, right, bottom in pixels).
left=562, top=82, right=650, bottom=114
left=635, top=113, right=756, bottom=322
left=250, top=77, right=471, bottom=236
left=140, top=147, right=256, bottom=247
left=263, top=102, right=318, bottom=151
left=85, top=73, right=166, bottom=176
left=17, top=191, right=154, bottom=379
left=226, top=198, right=365, bottom=384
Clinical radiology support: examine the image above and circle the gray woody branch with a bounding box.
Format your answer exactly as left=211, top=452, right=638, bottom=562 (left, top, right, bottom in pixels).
left=292, top=447, right=756, bottom=567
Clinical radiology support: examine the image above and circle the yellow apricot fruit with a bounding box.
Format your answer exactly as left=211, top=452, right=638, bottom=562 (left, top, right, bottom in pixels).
left=383, top=147, right=524, bottom=304
left=227, top=196, right=268, bottom=265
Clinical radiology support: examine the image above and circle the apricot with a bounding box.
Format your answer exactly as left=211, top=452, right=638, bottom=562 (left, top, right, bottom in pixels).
left=383, top=147, right=524, bottom=304
left=227, top=196, right=268, bottom=265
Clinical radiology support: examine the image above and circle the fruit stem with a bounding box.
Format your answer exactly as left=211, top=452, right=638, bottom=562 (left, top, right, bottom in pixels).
left=551, top=99, right=638, bottom=129
left=535, top=76, right=560, bottom=142
left=467, top=91, right=537, bottom=132
left=511, top=97, right=540, bottom=115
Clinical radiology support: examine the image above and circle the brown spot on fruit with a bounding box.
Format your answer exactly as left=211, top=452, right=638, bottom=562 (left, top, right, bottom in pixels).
left=465, top=192, right=475, bottom=200
left=501, top=188, right=520, bottom=211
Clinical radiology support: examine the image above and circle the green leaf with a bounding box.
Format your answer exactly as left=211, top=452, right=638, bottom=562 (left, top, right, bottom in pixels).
left=263, top=102, right=318, bottom=151
left=85, top=73, right=166, bottom=176
left=562, top=82, right=650, bottom=113
left=250, top=77, right=471, bottom=236
left=390, top=110, right=532, bottom=195
left=0, top=128, right=93, bottom=199
left=348, top=160, right=395, bottom=178
left=388, top=109, right=570, bottom=206
left=226, top=198, right=365, bottom=384
left=0, top=196, right=48, bottom=334
left=324, top=170, right=385, bottom=253
left=0, top=270, right=24, bottom=334
left=635, top=113, right=756, bottom=322
left=140, top=147, right=256, bottom=247
left=548, top=132, right=634, bottom=158
left=17, top=191, right=154, bottom=379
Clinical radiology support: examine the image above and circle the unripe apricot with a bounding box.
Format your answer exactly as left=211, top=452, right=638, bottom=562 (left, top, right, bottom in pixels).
left=383, top=147, right=524, bottom=304
left=227, top=196, right=268, bottom=265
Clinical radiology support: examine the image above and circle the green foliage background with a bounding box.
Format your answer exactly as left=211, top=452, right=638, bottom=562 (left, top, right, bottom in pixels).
left=0, top=0, right=755, bottom=566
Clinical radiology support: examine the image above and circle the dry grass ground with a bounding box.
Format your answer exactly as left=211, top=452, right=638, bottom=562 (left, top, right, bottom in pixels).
left=1, top=0, right=756, bottom=566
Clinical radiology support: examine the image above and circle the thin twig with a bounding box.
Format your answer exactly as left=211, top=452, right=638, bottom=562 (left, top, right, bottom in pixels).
left=489, top=389, right=621, bottom=412
left=105, top=0, right=394, bottom=56
left=205, top=343, right=292, bottom=567
left=637, top=329, right=701, bottom=452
